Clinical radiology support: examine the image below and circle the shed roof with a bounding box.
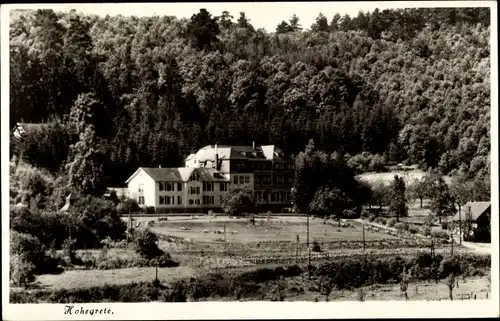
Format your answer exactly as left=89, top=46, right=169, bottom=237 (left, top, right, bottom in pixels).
left=451, top=201, right=490, bottom=221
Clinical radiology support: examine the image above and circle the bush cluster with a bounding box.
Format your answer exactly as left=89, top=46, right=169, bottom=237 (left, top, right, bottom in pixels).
left=346, top=152, right=387, bottom=174
left=10, top=196, right=126, bottom=250
left=134, top=229, right=178, bottom=267
left=9, top=231, right=63, bottom=283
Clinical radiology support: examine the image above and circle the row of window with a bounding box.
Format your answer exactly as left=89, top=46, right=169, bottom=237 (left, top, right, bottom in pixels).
left=140, top=191, right=290, bottom=207
left=203, top=182, right=229, bottom=192
left=233, top=175, right=251, bottom=185
left=235, top=162, right=294, bottom=171
left=159, top=182, right=183, bottom=192
left=255, top=191, right=291, bottom=203
left=159, top=195, right=183, bottom=205
left=254, top=175, right=293, bottom=186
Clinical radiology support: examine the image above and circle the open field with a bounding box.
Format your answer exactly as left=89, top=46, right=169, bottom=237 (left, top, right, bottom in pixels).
left=148, top=216, right=401, bottom=244
left=358, top=168, right=453, bottom=186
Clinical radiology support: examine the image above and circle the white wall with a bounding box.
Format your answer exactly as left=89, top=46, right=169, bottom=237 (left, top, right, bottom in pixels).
left=127, top=169, right=156, bottom=207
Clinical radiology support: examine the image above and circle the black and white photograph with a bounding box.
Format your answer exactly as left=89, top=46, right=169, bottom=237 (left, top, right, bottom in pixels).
left=1, top=1, right=498, bottom=319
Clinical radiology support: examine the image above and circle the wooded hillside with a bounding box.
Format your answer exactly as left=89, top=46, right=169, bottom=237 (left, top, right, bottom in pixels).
left=10, top=8, right=490, bottom=186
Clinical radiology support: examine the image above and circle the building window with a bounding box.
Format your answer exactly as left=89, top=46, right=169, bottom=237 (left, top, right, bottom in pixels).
left=192, top=173, right=200, bottom=181
left=236, top=162, right=245, bottom=170
left=276, top=175, right=284, bottom=184
left=203, top=182, right=214, bottom=192
left=138, top=196, right=145, bottom=205
left=255, top=176, right=261, bottom=185
left=138, top=184, right=144, bottom=192
left=166, top=182, right=173, bottom=192
left=263, top=176, right=271, bottom=185
left=177, top=183, right=183, bottom=191
left=244, top=176, right=250, bottom=184
left=271, top=192, right=279, bottom=203
left=286, top=163, right=294, bottom=170
left=233, top=176, right=238, bottom=184
left=195, top=199, right=200, bottom=205
left=287, top=176, right=293, bottom=184
left=159, top=182, right=164, bottom=191
left=275, top=163, right=284, bottom=170
left=189, top=186, right=200, bottom=195
left=203, top=196, right=215, bottom=205
left=189, top=199, right=194, bottom=205
left=219, top=195, right=223, bottom=204
left=166, top=196, right=172, bottom=205
left=159, top=195, right=164, bottom=205
left=219, top=182, right=228, bottom=192
left=177, top=196, right=183, bottom=205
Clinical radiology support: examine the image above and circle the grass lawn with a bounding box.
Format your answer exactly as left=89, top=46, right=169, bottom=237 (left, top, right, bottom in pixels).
left=149, top=216, right=400, bottom=244
left=14, top=265, right=196, bottom=291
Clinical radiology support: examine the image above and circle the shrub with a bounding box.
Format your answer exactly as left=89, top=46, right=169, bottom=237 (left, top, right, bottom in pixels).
left=387, top=218, right=397, bottom=227
left=441, top=222, right=448, bottom=230
left=368, top=214, right=377, bottom=222
left=221, top=186, right=256, bottom=216
left=439, top=256, right=461, bottom=278
left=161, top=280, right=187, bottom=302
left=150, top=253, right=179, bottom=268
left=431, top=230, right=449, bottom=240
left=269, top=278, right=286, bottom=301
left=312, top=240, right=321, bottom=252
left=360, top=209, right=370, bottom=219
left=10, top=231, right=62, bottom=275
left=116, top=198, right=139, bottom=214
left=409, top=226, right=419, bottom=234
left=62, top=237, right=77, bottom=264
left=10, top=253, right=36, bottom=286
left=394, top=222, right=405, bottom=232
left=421, top=226, right=432, bottom=236
left=135, top=229, right=163, bottom=259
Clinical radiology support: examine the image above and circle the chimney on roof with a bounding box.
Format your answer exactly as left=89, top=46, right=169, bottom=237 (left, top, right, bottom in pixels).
left=215, top=144, right=220, bottom=171
left=252, top=141, right=256, bottom=150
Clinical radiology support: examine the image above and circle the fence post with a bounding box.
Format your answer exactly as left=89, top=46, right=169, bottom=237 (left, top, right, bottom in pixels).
left=362, top=224, right=366, bottom=251
left=296, top=235, right=299, bottom=263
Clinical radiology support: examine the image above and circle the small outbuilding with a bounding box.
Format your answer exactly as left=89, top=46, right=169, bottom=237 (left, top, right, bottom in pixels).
left=451, top=201, right=490, bottom=243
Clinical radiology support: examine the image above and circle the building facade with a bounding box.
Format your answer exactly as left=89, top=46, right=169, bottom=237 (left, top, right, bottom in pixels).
left=126, top=143, right=294, bottom=213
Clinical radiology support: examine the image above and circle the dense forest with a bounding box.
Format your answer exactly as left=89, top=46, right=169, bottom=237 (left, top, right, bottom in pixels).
left=10, top=7, right=491, bottom=188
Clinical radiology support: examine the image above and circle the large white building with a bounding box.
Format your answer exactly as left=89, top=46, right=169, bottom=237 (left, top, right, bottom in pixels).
left=125, top=143, right=294, bottom=213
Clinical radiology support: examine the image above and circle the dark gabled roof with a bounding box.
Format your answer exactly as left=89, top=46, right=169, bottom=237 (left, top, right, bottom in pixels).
left=451, top=201, right=491, bottom=221
left=187, top=144, right=290, bottom=163
left=196, top=168, right=228, bottom=182
left=141, top=167, right=194, bottom=182
left=126, top=167, right=228, bottom=183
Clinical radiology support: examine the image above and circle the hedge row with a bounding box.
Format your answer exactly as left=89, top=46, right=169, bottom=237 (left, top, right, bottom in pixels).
left=11, top=253, right=489, bottom=303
